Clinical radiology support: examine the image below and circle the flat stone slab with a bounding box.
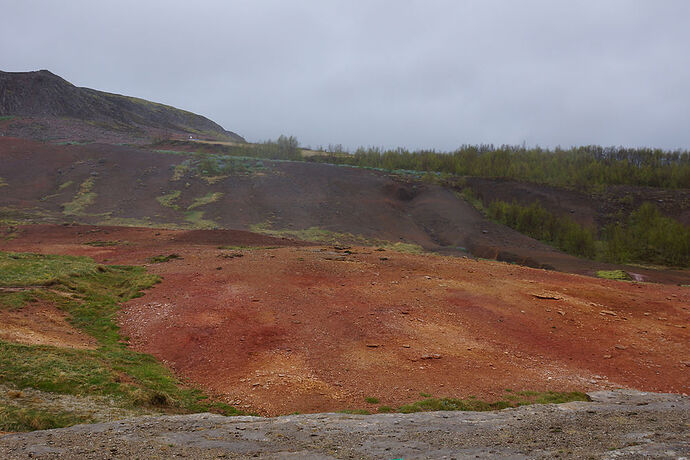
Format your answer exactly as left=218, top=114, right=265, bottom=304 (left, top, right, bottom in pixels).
left=1, top=390, right=688, bottom=459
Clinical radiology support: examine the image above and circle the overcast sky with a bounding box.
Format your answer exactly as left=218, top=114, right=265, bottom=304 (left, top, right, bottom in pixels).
left=2, top=1, right=689, bottom=150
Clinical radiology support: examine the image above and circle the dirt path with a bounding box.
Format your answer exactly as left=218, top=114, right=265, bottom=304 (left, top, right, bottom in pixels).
left=2, top=225, right=687, bottom=416
left=0, top=390, right=687, bottom=459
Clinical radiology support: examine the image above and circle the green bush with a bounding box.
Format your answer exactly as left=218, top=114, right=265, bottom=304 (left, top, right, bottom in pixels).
left=487, top=200, right=596, bottom=258
left=603, top=202, right=690, bottom=267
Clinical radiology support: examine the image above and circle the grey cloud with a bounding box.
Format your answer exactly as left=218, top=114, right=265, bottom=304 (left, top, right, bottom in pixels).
left=1, top=0, right=689, bottom=150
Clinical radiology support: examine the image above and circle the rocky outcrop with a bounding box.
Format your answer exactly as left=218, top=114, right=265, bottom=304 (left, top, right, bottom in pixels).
left=1, top=390, right=688, bottom=459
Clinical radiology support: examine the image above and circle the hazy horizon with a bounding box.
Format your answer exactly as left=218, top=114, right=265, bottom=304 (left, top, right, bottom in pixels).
left=2, top=1, right=689, bottom=151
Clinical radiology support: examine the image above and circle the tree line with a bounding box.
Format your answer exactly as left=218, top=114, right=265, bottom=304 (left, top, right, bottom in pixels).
left=167, top=137, right=690, bottom=189
left=486, top=199, right=689, bottom=267
left=304, top=144, right=690, bottom=190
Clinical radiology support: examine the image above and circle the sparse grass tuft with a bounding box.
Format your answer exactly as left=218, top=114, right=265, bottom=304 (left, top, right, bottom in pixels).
left=0, top=291, right=39, bottom=311
left=364, top=396, right=380, bottom=404
left=184, top=210, right=218, bottom=229
left=147, top=254, right=181, bottom=264
left=218, top=245, right=280, bottom=250
left=397, top=391, right=589, bottom=414
left=83, top=240, right=124, bottom=247
left=156, top=190, right=181, bottom=210
left=62, top=177, right=96, bottom=216
left=338, top=409, right=371, bottom=415
left=596, top=270, right=632, bottom=281
left=188, top=192, right=223, bottom=210
left=0, top=406, right=93, bottom=432
left=249, top=222, right=424, bottom=253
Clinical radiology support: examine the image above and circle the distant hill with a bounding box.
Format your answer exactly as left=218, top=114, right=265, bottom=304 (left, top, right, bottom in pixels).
left=0, top=70, right=244, bottom=143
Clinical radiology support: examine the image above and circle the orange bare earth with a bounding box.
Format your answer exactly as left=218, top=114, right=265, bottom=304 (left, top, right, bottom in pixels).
left=0, top=300, right=97, bottom=350
left=2, top=224, right=688, bottom=415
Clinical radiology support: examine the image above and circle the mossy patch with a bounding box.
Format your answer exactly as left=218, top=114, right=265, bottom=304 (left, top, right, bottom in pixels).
left=156, top=190, right=181, bottom=210
left=249, top=222, right=424, bottom=253
left=188, top=192, right=223, bottom=210
left=397, top=391, right=590, bottom=414
left=147, top=254, right=181, bottom=264
left=184, top=210, right=218, bottom=229
left=62, top=177, right=96, bottom=216
left=596, top=270, right=632, bottom=281
left=58, top=181, right=74, bottom=191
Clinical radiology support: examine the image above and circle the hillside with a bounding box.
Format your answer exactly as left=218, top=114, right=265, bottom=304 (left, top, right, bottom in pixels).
left=1, top=137, right=687, bottom=284
left=0, top=70, right=244, bottom=143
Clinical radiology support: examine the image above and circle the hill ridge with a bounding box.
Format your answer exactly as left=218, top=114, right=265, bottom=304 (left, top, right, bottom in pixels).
left=0, top=69, right=244, bottom=142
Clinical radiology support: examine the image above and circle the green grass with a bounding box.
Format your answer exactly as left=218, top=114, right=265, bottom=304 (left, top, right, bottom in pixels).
left=0, top=252, right=97, bottom=286
left=58, top=181, right=74, bottom=191
left=156, top=190, right=181, bottom=210
left=0, top=177, right=7, bottom=188
left=249, top=222, right=424, bottom=253
left=171, top=161, right=192, bottom=181
left=0, top=406, right=93, bottom=432
left=184, top=210, right=218, bottom=229
left=338, top=409, right=371, bottom=415
left=147, top=254, right=181, bottom=264
left=217, top=245, right=280, bottom=250
left=83, top=241, right=124, bottom=247
left=397, top=391, right=590, bottom=413
left=0, top=251, right=244, bottom=432
left=0, top=291, right=39, bottom=311
left=188, top=192, right=223, bottom=210
left=0, top=116, right=14, bottom=122
left=62, top=177, right=96, bottom=215
left=338, top=391, right=589, bottom=416
left=596, top=270, right=632, bottom=281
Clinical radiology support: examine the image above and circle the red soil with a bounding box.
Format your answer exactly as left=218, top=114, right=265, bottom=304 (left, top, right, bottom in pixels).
left=2, top=225, right=688, bottom=415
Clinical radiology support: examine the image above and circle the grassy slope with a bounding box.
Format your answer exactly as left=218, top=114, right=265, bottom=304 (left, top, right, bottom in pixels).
left=0, top=251, right=242, bottom=431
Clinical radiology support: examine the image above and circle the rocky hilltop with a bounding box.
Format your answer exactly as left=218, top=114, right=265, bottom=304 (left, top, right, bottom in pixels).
left=0, top=70, right=244, bottom=142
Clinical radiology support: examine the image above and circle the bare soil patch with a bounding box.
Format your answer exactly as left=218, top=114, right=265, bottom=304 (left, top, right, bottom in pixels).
left=0, top=301, right=97, bottom=350
left=2, top=225, right=687, bottom=416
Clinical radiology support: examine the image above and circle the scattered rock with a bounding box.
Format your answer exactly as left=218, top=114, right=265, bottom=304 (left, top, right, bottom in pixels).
left=533, top=293, right=562, bottom=300
left=420, top=354, right=442, bottom=360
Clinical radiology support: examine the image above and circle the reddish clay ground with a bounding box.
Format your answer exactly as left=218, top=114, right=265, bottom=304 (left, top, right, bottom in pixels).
left=2, top=225, right=688, bottom=415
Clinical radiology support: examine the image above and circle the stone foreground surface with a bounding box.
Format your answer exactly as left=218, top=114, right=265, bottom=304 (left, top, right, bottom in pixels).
left=0, top=390, right=688, bottom=459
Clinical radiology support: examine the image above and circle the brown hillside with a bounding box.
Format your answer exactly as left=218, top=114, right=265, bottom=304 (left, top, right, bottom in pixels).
left=0, top=137, right=688, bottom=284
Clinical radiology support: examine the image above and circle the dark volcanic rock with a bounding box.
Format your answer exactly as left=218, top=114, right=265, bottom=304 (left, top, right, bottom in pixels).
left=0, top=69, right=244, bottom=142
